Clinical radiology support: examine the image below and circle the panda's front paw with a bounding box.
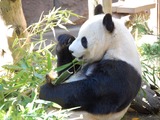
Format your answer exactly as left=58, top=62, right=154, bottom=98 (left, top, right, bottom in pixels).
left=57, top=34, right=75, bottom=48
left=39, top=81, right=55, bottom=101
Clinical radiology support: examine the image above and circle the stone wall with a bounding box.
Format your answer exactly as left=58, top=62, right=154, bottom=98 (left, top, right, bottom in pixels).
left=22, top=0, right=53, bottom=26
left=22, top=0, right=88, bottom=26
left=22, top=0, right=119, bottom=26
left=54, top=0, right=88, bottom=25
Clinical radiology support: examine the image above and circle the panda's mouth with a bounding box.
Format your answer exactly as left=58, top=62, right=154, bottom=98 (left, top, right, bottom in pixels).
left=78, top=55, right=83, bottom=60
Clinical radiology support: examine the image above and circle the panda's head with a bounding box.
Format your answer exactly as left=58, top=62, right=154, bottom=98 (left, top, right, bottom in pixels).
left=69, top=14, right=115, bottom=63
left=69, top=12, right=141, bottom=74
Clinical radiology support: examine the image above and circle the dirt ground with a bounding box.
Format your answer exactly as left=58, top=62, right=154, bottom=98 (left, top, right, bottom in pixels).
left=123, top=111, right=160, bottom=120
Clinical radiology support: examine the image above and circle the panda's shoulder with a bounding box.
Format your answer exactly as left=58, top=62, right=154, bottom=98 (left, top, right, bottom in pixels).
left=91, top=59, right=141, bottom=79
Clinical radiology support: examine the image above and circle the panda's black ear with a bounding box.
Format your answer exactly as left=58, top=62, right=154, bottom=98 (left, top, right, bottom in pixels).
left=94, top=4, right=104, bottom=15
left=103, top=14, right=115, bottom=33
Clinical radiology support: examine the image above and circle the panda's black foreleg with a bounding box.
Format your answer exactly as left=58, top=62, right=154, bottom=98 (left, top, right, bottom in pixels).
left=56, top=34, right=80, bottom=76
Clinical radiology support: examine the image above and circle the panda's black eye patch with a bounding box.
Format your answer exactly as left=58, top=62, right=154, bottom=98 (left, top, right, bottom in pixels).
left=81, top=37, right=88, bottom=49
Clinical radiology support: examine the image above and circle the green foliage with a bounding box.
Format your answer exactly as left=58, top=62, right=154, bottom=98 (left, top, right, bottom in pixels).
left=27, top=7, right=79, bottom=37
left=140, top=40, right=160, bottom=56
left=125, top=12, right=153, bottom=40
left=131, top=22, right=153, bottom=39
left=140, top=39, right=160, bottom=88
left=0, top=47, right=66, bottom=120
left=54, top=59, right=84, bottom=85
left=0, top=8, right=79, bottom=120
left=127, top=11, right=160, bottom=89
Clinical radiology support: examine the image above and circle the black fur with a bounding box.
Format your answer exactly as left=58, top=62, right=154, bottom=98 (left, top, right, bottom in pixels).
left=94, top=4, right=104, bottom=15
left=40, top=60, right=141, bottom=114
left=40, top=37, right=142, bottom=114
left=103, top=14, right=115, bottom=33
left=81, top=37, right=88, bottom=49
left=56, top=34, right=80, bottom=76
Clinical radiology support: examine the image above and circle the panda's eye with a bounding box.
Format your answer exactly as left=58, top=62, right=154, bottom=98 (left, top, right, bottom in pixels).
left=81, top=37, right=88, bottom=49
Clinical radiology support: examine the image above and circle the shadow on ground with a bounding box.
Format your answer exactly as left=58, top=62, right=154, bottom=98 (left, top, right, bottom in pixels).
left=123, top=111, right=160, bottom=120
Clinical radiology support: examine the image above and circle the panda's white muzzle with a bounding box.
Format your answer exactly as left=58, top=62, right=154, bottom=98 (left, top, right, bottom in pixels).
left=69, top=40, right=86, bottom=60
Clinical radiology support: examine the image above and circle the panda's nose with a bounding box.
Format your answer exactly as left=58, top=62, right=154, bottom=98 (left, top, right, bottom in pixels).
left=69, top=50, right=74, bottom=54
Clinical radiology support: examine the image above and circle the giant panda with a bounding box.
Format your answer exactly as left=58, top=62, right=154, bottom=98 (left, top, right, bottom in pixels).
left=39, top=5, right=142, bottom=120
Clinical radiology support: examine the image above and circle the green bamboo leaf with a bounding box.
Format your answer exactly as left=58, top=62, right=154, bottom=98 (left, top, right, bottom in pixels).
left=54, top=70, right=72, bottom=85
left=0, top=85, right=3, bottom=90
left=12, top=37, right=19, bottom=48
left=33, top=72, right=43, bottom=79
left=20, top=59, right=29, bottom=70
left=47, top=53, right=52, bottom=70
left=13, top=70, right=25, bottom=80
left=54, top=62, right=72, bottom=72
left=58, top=24, right=67, bottom=30
left=0, top=110, right=5, bottom=119
left=2, top=65, right=22, bottom=71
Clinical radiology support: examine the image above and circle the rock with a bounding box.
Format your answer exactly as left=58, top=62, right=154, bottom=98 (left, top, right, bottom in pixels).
left=22, top=0, right=53, bottom=25
left=131, top=81, right=160, bottom=114
left=54, top=0, right=88, bottom=25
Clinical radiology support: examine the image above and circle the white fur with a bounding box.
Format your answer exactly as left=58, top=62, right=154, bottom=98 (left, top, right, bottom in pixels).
left=0, top=17, right=13, bottom=74
left=65, top=63, right=96, bottom=83
left=69, top=15, right=108, bottom=64
left=67, top=106, right=130, bottom=120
